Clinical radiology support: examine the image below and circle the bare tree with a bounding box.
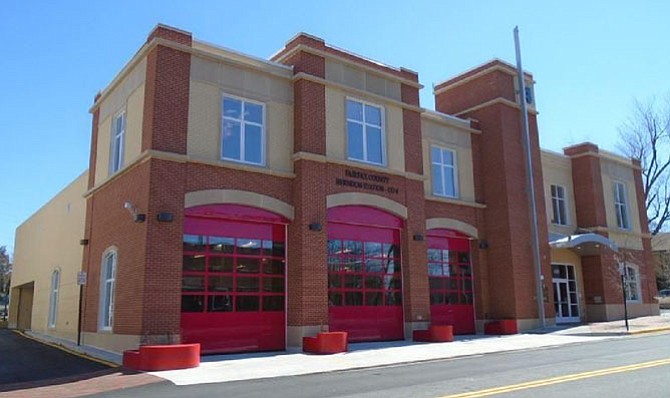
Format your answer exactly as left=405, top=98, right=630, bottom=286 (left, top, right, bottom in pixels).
left=0, top=246, right=11, bottom=299
left=618, top=95, right=670, bottom=235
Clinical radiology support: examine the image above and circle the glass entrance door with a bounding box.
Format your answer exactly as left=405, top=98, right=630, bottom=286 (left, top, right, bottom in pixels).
left=552, top=264, right=580, bottom=323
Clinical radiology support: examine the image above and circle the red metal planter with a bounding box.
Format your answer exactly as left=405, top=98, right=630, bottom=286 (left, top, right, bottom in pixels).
left=123, top=343, right=200, bottom=371
left=484, top=319, right=518, bottom=335
left=413, top=325, right=454, bottom=342
left=303, top=332, right=348, bottom=354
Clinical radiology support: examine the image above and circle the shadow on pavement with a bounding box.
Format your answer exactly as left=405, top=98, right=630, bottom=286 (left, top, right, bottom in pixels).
left=0, top=329, right=113, bottom=390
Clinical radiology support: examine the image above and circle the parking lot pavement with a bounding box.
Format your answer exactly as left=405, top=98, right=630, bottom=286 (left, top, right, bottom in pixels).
left=0, top=329, right=112, bottom=387
left=0, top=330, right=164, bottom=397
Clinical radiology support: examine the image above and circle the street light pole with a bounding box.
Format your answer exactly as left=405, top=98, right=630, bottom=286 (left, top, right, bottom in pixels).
left=514, top=26, right=546, bottom=328
left=618, top=262, right=630, bottom=332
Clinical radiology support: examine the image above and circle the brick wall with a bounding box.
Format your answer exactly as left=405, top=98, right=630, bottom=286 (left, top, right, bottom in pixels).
left=564, top=143, right=607, bottom=229
left=435, top=66, right=553, bottom=321
left=82, top=162, right=151, bottom=334
left=142, top=29, right=192, bottom=154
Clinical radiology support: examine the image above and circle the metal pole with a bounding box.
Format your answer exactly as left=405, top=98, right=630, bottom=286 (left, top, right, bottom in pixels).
left=77, top=284, right=82, bottom=345
left=514, top=26, right=546, bottom=328
left=621, top=274, right=629, bottom=332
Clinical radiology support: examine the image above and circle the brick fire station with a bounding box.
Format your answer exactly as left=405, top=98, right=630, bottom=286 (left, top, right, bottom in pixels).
left=9, top=24, right=659, bottom=355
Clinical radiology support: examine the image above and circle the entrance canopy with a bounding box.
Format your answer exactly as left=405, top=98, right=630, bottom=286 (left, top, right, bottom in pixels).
left=549, top=233, right=618, bottom=255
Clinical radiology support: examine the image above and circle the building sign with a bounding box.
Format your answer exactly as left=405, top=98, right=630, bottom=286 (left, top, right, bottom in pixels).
left=77, top=271, right=87, bottom=286
left=335, top=169, right=399, bottom=194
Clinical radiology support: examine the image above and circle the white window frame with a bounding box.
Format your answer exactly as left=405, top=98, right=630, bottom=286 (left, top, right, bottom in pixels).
left=109, top=110, right=126, bottom=175
left=624, top=264, right=641, bottom=303
left=430, top=145, right=459, bottom=198
left=48, top=269, right=60, bottom=328
left=613, top=181, right=630, bottom=230
left=99, top=250, right=117, bottom=331
left=345, top=97, right=386, bottom=166
left=220, top=94, right=266, bottom=166
left=550, top=184, right=569, bottom=225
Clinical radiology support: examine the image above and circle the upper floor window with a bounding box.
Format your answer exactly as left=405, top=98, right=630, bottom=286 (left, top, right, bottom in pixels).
left=221, top=95, right=265, bottom=166
left=109, top=111, right=126, bottom=174
left=100, top=251, right=117, bottom=331
left=346, top=99, right=385, bottom=165
left=431, top=146, right=458, bottom=198
left=550, top=184, right=568, bottom=225
left=613, top=181, right=630, bottom=229
left=624, top=264, right=641, bottom=302
left=48, top=269, right=60, bottom=328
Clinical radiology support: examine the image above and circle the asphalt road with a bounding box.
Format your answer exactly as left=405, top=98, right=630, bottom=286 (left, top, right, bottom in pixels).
left=0, top=329, right=112, bottom=390
left=89, top=333, right=670, bottom=398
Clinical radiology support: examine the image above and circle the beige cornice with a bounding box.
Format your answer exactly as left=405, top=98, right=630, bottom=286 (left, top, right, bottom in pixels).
left=293, top=72, right=422, bottom=113
left=453, top=97, right=539, bottom=118
left=434, top=62, right=534, bottom=96
left=292, top=151, right=425, bottom=181
left=185, top=154, right=296, bottom=179
left=420, top=110, right=481, bottom=135
left=189, top=43, right=293, bottom=81
left=567, top=151, right=641, bottom=170
left=84, top=151, right=153, bottom=197
left=276, top=44, right=422, bottom=89
left=425, top=195, right=487, bottom=209
left=91, top=38, right=294, bottom=113
left=85, top=150, right=295, bottom=197
left=584, top=226, right=651, bottom=239
left=326, top=157, right=425, bottom=182
left=89, top=42, right=153, bottom=113
left=291, top=151, right=327, bottom=163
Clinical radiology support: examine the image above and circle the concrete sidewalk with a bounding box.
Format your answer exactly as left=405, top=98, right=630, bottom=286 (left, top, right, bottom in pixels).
left=149, top=312, right=670, bottom=386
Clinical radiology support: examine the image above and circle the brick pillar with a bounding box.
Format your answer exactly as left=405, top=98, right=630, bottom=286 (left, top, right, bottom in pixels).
left=139, top=25, right=192, bottom=343
left=564, top=143, right=607, bottom=229
left=275, top=35, right=330, bottom=346
left=564, top=143, right=613, bottom=321
left=399, top=79, right=430, bottom=335
left=287, top=160, right=328, bottom=347
left=434, top=61, right=553, bottom=329
left=142, top=25, right=192, bottom=154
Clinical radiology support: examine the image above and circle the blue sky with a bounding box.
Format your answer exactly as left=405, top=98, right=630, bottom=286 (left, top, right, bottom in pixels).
left=1, top=1, right=669, bottom=254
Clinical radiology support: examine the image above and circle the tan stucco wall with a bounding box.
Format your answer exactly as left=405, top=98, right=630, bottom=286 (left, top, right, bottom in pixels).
left=325, top=87, right=405, bottom=173
left=421, top=119, right=475, bottom=202
left=81, top=332, right=141, bottom=355
left=600, top=158, right=643, bottom=249
left=188, top=55, right=294, bottom=173
left=541, top=151, right=577, bottom=236
left=94, top=58, right=146, bottom=186
left=550, top=248, right=586, bottom=322
left=426, top=218, right=478, bottom=238
left=586, top=303, right=659, bottom=322
left=10, top=172, right=88, bottom=342
left=325, top=59, right=402, bottom=101
left=185, top=189, right=295, bottom=220
left=326, top=192, right=408, bottom=219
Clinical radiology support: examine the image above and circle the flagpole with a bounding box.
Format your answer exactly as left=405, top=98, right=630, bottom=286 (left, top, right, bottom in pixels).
left=514, top=26, right=546, bottom=328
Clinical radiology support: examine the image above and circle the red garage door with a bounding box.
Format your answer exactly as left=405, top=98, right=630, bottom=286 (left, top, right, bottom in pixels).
left=327, top=206, right=404, bottom=342
left=427, top=229, right=475, bottom=334
left=181, top=205, right=286, bottom=354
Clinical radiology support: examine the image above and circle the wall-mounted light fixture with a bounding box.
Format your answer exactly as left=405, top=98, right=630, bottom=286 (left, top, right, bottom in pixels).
left=157, top=212, right=174, bottom=222
left=478, top=240, right=489, bottom=249
left=413, top=234, right=424, bottom=241
left=308, top=222, right=322, bottom=232
left=124, top=202, right=146, bottom=223
left=79, top=239, right=89, bottom=246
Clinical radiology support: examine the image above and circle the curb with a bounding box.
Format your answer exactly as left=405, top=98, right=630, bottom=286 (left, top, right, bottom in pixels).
left=627, top=326, right=670, bottom=335
left=13, top=330, right=119, bottom=368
